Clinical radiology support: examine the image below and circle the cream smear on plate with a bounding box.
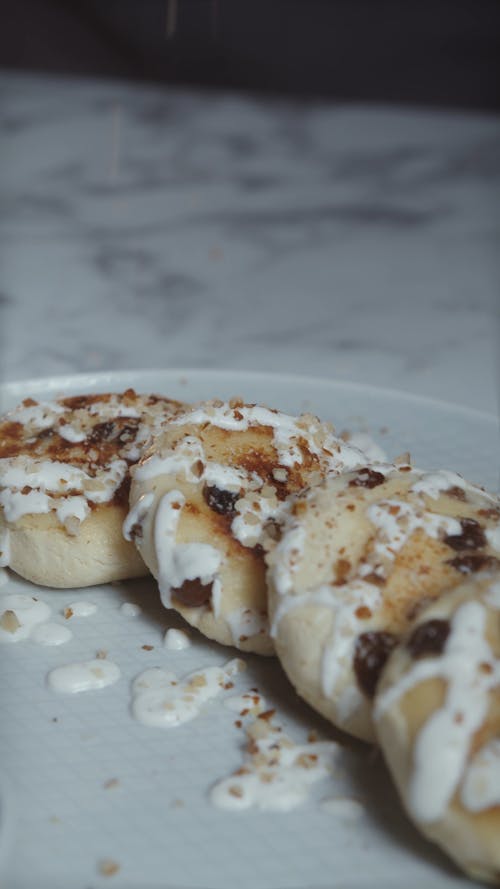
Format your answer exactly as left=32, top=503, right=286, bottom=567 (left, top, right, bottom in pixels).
left=0, top=593, right=72, bottom=645
left=131, top=658, right=245, bottom=728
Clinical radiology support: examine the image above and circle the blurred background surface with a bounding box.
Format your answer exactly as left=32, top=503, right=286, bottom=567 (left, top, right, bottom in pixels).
left=2, top=0, right=500, bottom=109
left=0, top=0, right=499, bottom=412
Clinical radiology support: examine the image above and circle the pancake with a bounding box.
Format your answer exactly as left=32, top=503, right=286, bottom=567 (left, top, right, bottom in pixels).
left=266, top=464, right=500, bottom=740
left=374, top=573, right=500, bottom=885
left=126, top=398, right=367, bottom=654
left=0, top=390, right=185, bottom=587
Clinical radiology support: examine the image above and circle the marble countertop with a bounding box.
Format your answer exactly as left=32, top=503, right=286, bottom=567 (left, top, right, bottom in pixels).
left=1, top=71, right=499, bottom=414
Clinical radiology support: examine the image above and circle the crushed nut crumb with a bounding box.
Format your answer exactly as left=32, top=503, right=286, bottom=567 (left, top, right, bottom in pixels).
left=99, top=859, right=120, bottom=877
left=103, top=778, right=120, bottom=790
left=0, top=609, right=21, bottom=633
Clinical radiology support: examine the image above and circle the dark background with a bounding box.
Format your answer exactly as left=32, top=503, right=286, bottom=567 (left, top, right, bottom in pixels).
left=2, top=0, right=500, bottom=110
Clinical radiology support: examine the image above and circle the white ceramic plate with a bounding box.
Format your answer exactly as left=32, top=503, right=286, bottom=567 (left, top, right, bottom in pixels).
left=0, top=369, right=498, bottom=889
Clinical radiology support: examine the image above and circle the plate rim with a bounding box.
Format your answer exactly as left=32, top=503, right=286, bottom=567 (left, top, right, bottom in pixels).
left=1, top=367, right=498, bottom=426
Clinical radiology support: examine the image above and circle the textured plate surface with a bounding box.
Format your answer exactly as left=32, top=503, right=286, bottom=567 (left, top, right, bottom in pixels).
left=0, top=369, right=498, bottom=889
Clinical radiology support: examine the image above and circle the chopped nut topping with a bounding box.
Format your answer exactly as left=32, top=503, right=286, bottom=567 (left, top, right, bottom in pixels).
left=0, top=609, right=21, bottom=633
left=191, top=459, right=204, bottom=478
left=296, top=753, right=318, bottom=769
left=258, top=708, right=276, bottom=721
left=103, top=778, right=120, bottom=790
left=187, top=674, right=207, bottom=689
left=395, top=452, right=411, bottom=465
left=99, top=859, right=120, bottom=877
left=355, top=605, right=372, bottom=619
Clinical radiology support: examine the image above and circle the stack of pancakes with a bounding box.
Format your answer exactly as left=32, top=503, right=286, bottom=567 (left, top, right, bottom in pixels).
left=1, top=389, right=499, bottom=885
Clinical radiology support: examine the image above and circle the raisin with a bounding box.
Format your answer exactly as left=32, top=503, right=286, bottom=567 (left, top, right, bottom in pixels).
left=353, top=631, right=398, bottom=698
left=88, top=421, right=116, bottom=443
left=448, top=553, right=500, bottom=574
left=203, top=485, right=239, bottom=516
left=348, top=468, right=386, bottom=490
left=444, top=518, right=486, bottom=551
left=407, top=619, right=450, bottom=658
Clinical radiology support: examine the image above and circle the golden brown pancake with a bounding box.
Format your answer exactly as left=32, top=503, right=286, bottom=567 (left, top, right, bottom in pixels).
left=0, top=390, right=185, bottom=587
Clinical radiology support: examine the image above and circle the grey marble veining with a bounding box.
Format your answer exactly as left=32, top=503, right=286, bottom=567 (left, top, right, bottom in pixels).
left=1, top=72, right=499, bottom=413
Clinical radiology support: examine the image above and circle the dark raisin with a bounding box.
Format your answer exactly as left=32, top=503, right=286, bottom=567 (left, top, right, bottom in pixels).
left=407, top=619, right=450, bottom=658
left=448, top=553, right=500, bottom=574
left=128, top=522, right=143, bottom=542
left=353, top=631, right=398, bottom=698
left=203, top=485, right=239, bottom=516
left=348, top=468, right=386, bottom=490
left=172, top=579, right=212, bottom=607
left=88, top=421, right=116, bottom=443
left=444, top=518, right=486, bottom=551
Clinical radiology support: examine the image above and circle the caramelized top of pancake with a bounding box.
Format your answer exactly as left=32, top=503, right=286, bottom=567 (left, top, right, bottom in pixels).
left=0, top=390, right=185, bottom=525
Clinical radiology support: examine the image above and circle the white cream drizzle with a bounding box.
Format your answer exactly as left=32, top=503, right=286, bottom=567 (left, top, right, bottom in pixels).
left=410, top=469, right=484, bottom=500
left=460, top=738, right=500, bottom=811
left=132, top=436, right=205, bottom=484
left=0, top=457, right=122, bottom=495
left=172, top=402, right=367, bottom=470
left=163, top=628, right=191, bottom=650
left=231, top=491, right=286, bottom=548
left=0, top=456, right=127, bottom=530
left=126, top=403, right=369, bottom=633
left=154, top=490, right=222, bottom=608
left=226, top=607, right=268, bottom=646
left=269, top=524, right=307, bottom=609
left=48, top=659, right=121, bottom=693
left=63, top=601, right=97, bottom=618
left=485, top=581, right=500, bottom=608
left=0, top=394, right=178, bottom=558
left=9, top=401, right=65, bottom=428
left=131, top=658, right=244, bottom=727
left=119, top=602, right=142, bottom=618
left=411, top=469, right=498, bottom=503
left=57, top=424, right=86, bottom=443
left=211, top=576, right=223, bottom=619
left=88, top=401, right=140, bottom=419
left=0, top=594, right=51, bottom=643
left=321, top=580, right=382, bottom=698
left=210, top=723, right=339, bottom=811
left=122, top=491, right=155, bottom=541
left=272, top=578, right=381, bottom=718
left=31, top=622, right=73, bottom=646
left=486, top=524, right=500, bottom=552
left=367, top=499, right=461, bottom=565
left=268, top=466, right=500, bottom=732
left=374, top=598, right=500, bottom=823
left=346, top=433, right=388, bottom=464
left=0, top=593, right=73, bottom=645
